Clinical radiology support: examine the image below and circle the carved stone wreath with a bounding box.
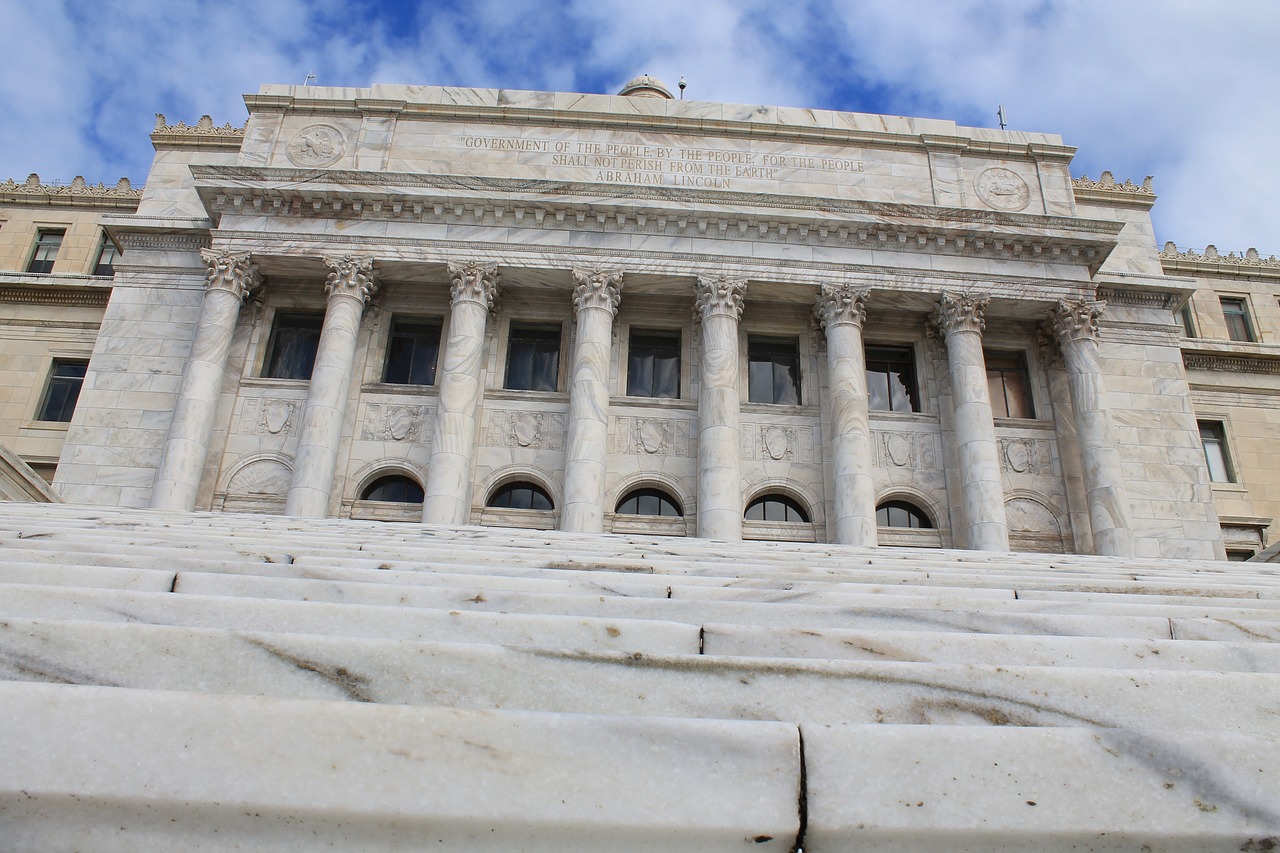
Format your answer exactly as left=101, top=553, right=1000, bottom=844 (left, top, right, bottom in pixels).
left=287, top=125, right=346, bottom=167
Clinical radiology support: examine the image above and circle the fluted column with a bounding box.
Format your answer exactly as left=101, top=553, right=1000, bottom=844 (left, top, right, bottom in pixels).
left=695, top=275, right=747, bottom=541
left=935, top=291, right=1008, bottom=551
left=422, top=263, right=500, bottom=525
left=1048, top=299, right=1134, bottom=557
left=151, top=249, right=260, bottom=510
left=816, top=285, right=876, bottom=546
left=285, top=256, right=378, bottom=518
left=561, top=267, right=624, bottom=533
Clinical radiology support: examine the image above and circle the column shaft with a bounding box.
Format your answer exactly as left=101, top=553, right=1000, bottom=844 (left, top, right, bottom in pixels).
left=562, top=268, right=623, bottom=533
left=936, top=292, right=1009, bottom=551
left=285, top=257, right=377, bottom=518
left=696, top=276, right=746, bottom=541
left=817, top=285, right=876, bottom=546
left=423, top=263, right=499, bottom=525
left=1051, top=300, right=1134, bottom=557
left=151, top=250, right=258, bottom=511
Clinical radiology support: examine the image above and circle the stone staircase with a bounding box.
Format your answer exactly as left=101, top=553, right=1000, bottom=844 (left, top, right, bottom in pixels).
left=1, top=502, right=1278, bottom=851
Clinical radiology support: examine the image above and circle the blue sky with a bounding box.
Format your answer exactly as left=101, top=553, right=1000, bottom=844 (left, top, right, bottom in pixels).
left=2, top=0, right=1277, bottom=254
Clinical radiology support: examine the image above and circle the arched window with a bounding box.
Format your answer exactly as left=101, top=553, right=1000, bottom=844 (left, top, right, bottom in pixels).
left=616, top=488, right=683, bottom=517
left=360, top=475, right=423, bottom=503
left=876, top=500, right=933, bottom=529
left=487, top=481, right=554, bottom=511
left=745, top=494, right=810, bottom=523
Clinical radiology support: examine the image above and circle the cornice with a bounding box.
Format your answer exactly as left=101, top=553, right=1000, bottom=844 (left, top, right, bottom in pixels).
left=1159, top=243, right=1280, bottom=280
left=1183, top=347, right=1280, bottom=375
left=0, top=174, right=141, bottom=210
left=1071, top=171, right=1156, bottom=210
left=151, top=114, right=246, bottom=150
left=191, top=166, right=1121, bottom=273
left=1095, top=285, right=1183, bottom=311
left=0, top=284, right=110, bottom=307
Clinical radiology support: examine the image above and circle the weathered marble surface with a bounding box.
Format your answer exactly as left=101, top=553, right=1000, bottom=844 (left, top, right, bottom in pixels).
left=0, top=681, right=801, bottom=852
left=695, top=275, right=746, bottom=541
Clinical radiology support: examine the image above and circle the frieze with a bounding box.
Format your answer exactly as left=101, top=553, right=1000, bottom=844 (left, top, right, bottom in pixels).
left=1000, top=438, right=1053, bottom=475
left=361, top=403, right=432, bottom=442
left=238, top=398, right=300, bottom=436
left=485, top=410, right=565, bottom=450
left=741, top=423, right=816, bottom=463
left=612, top=416, right=694, bottom=457
left=1183, top=352, right=1280, bottom=376
left=871, top=430, right=939, bottom=470
left=117, top=233, right=212, bottom=252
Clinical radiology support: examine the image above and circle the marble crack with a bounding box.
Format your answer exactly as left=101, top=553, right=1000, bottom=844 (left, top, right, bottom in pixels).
left=0, top=648, right=122, bottom=687
left=242, top=637, right=375, bottom=703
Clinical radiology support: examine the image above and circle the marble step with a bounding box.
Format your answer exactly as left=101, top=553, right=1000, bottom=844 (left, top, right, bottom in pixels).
left=3, top=617, right=1278, bottom=733
left=0, top=583, right=702, bottom=654
left=0, top=681, right=801, bottom=852
left=803, top=724, right=1280, bottom=851
left=3, top=582, right=1276, bottom=670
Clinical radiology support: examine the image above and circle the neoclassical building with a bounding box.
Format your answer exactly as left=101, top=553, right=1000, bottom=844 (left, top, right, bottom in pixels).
left=5, top=76, right=1279, bottom=560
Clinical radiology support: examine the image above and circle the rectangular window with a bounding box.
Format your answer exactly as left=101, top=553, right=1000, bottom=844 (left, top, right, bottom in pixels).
left=1220, top=297, right=1255, bottom=342
left=626, top=330, right=680, bottom=398
left=985, top=350, right=1035, bottom=419
left=865, top=346, right=919, bottom=412
left=383, top=320, right=441, bottom=385
left=27, top=229, right=65, bottom=274
left=748, top=336, right=800, bottom=405
left=36, top=359, right=88, bottom=422
left=263, top=312, right=323, bottom=380
left=505, top=324, right=561, bottom=391
left=1199, top=421, right=1234, bottom=483
left=93, top=237, right=119, bottom=276
left=1179, top=304, right=1197, bottom=338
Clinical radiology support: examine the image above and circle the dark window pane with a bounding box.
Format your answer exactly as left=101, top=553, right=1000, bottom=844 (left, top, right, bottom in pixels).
left=744, top=495, right=810, bottom=523
left=27, top=229, right=65, bottom=274
left=627, top=332, right=680, bottom=398
left=1199, top=422, right=1233, bottom=483
left=37, top=360, right=88, bottom=422
left=985, top=351, right=1034, bottom=419
left=488, top=481, right=554, bottom=511
left=876, top=500, right=933, bottom=529
left=748, top=337, right=800, bottom=405
left=93, top=240, right=119, bottom=276
left=264, top=313, right=323, bottom=380
left=361, top=475, right=423, bottom=503
left=865, top=346, right=919, bottom=412
left=1220, top=297, right=1254, bottom=342
left=506, top=325, right=561, bottom=391
left=383, top=321, right=441, bottom=385
left=616, top=488, right=682, bottom=517
left=1179, top=305, right=1197, bottom=338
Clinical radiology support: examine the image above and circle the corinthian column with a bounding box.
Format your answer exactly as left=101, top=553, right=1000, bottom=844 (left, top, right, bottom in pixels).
left=422, top=263, right=500, bottom=525
left=1048, top=299, right=1134, bottom=557
left=815, top=284, right=876, bottom=546
left=561, top=267, right=623, bottom=533
left=695, top=275, right=747, bottom=541
left=285, top=256, right=378, bottom=517
left=151, top=249, right=260, bottom=511
left=934, top=291, right=1008, bottom=551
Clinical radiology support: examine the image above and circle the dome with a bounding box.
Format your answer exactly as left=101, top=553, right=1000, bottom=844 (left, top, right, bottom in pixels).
left=617, top=74, right=674, bottom=100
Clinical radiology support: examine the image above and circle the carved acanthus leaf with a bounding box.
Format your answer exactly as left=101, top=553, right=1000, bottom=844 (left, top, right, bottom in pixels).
left=447, top=262, right=500, bottom=310
left=694, top=275, right=747, bottom=322
left=323, top=255, right=379, bottom=303
left=200, top=249, right=261, bottom=300
left=814, top=284, right=869, bottom=331
left=933, top=291, right=988, bottom=336
left=571, top=267, right=624, bottom=315
left=1048, top=299, right=1105, bottom=345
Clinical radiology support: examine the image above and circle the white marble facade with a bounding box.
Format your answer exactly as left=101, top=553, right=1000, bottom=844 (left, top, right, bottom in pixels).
left=50, top=80, right=1224, bottom=559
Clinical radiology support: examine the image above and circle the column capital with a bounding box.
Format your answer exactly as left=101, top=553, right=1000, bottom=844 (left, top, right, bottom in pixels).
left=933, top=290, right=989, bottom=336
left=448, top=262, right=500, bottom=310
left=814, top=284, right=869, bottom=332
left=200, top=248, right=260, bottom=300
left=694, top=275, right=747, bottom=322
left=571, top=267, right=624, bottom=316
left=1049, top=298, right=1105, bottom=345
left=322, top=255, right=379, bottom=304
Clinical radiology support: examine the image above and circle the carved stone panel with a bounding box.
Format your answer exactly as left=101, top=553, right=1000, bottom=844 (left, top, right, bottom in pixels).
left=974, top=167, right=1030, bottom=211
left=485, top=410, right=565, bottom=450
left=286, top=124, right=346, bottom=167
left=361, top=404, right=432, bottom=443
left=1000, top=438, right=1053, bottom=475
left=741, top=423, right=816, bottom=463
left=612, top=416, right=694, bottom=457
left=871, top=430, right=939, bottom=470
left=237, top=398, right=300, bottom=436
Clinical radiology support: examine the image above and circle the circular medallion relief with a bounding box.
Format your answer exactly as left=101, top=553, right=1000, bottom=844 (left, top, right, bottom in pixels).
left=974, top=167, right=1030, bottom=211
left=287, top=124, right=346, bottom=167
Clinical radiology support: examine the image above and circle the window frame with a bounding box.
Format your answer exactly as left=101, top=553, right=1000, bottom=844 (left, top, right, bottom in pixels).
left=876, top=499, right=935, bottom=530
left=746, top=335, right=802, bottom=406
left=359, top=474, right=424, bottom=504
left=262, top=311, right=324, bottom=380
left=984, top=350, right=1035, bottom=420
left=35, top=358, right=89, bottom=423
left=615, top=487, right=683, bottom=518
left=504, top=322, right=563, bottom=392
left=744, top=494, right=811, bottom=523
left=1198, top=420, right=1236, bottom=484
left=1219, top=296, right=1256, bottom=343
left=92, top=234, right=120, bottom=276
left=382, top=318, right=442, bottom=386
left=1178, top=303, right=1198, bottom=338
left=625, top=329, right=682, bottom=399
left=27, top=228, right=66, bottom=274
left=864, top=344, right=921, bottom=413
